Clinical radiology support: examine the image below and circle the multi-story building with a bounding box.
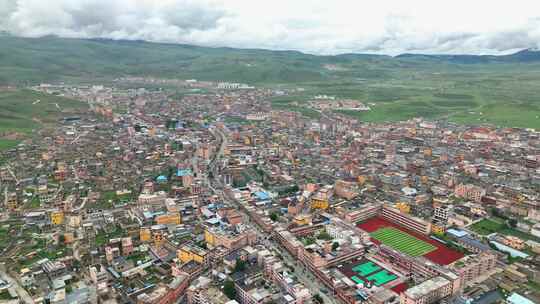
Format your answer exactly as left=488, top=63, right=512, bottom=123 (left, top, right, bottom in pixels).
left=234, top=272, right=271, bottom=304
left=433, top=206, right=449, bottom=224
left=310, top=185, right=333, bottom=210
left=334, top=180, right=358, bottom=200
left=400, top=276, right=454, bottom=304
left=138, top=191, right=167, bottom=205
left=258, top=251, right=311, bottom=304
left=187, top=276, right=230, bottom=304
left=121, top=237, right=133, bottom=256
left=503, top=236, right=526, bottom=250
left=156, top=273, right=191, bottom=304
left=454, top=184, right=486, bottom=202
left=6, top=192, right=18, bottom=211
left=273, top=228, right=303, bottom=257
left=89, top=265, right=108, bottom=285
left=156, top=213, right=182, bottom=225
left=452, top=252, right=497, bottom=287
left=105, top=246, right=120, bottom=263
left=140, top=227, right=152, bottom=242
left=204, top=226, right=257, bottom=252
left=178, top=245, right=210, bottom=266
left=42, top=261, right=67, bottom=280
left=340, top=203, right=382, bottom=223
left=50, top=210, right=64, bottom=225
left=381, top=205, right=431, bottom=235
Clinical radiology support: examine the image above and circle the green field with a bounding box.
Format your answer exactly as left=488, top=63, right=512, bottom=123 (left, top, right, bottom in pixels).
left=470, top=218, right=505, bottom=235
left=281, top=69, right=540, bottom=129
left=371, top=227, right=436, bottom=256
left=0, top=139, right=19, bottom=150
left=470, top=218, right=540, bottom=242
left=0, top=89, right=87, bottom=149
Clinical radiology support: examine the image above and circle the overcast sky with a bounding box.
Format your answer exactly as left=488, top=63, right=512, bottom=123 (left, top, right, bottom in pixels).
left=1, top=0, right=540, bottom=55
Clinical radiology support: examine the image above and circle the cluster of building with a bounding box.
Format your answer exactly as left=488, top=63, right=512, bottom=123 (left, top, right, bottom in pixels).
left=0, top=80, right=539, bottom=304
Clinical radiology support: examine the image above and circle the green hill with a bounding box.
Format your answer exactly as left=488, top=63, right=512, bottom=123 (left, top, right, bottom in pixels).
left=0, top=89, right=88, bottom=150
left=1, top=36, right=540, bottom=129
left=0, top=36, right=334, bottom=84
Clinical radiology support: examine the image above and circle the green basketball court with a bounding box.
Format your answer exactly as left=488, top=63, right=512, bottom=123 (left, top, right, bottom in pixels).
left=352, top=261, right=381, bottom=277
left=366, top=270, right=398, bottom=286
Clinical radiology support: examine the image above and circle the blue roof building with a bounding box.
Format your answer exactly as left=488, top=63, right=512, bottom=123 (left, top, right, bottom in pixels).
left=447, top=228, right=468, bottom=238
left=490, top=241, right=529, bottom=258
left=507, top=293, right=534, bottom=304
left=254, top=191, right=270, bottom=201
left=177, top=169, right=193, bottom=177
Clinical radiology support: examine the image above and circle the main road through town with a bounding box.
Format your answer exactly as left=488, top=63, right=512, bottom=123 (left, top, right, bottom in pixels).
left=208, top=124, right=338, bottom=304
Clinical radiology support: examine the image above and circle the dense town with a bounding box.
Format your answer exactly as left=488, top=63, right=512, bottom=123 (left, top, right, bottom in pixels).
left=0, top=80, right=539, bottom=304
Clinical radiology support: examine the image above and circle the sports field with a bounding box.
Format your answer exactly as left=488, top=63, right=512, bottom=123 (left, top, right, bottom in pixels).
left=370, top=227, right=436, bottom=257
left=339, top=259, right=399, bottom=288
left=358, top=217, right=464, bottom=265
left=366, top=270, right=398, bottom=286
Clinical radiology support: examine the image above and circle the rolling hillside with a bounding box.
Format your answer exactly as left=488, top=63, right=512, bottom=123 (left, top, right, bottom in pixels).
left=2, top=35, right=539, bottom=85
left=1, top=35, right=540, bottom=129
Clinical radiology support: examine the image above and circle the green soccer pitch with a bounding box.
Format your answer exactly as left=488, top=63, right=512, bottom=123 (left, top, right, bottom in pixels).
left=370, top=227, right=436, bottom=257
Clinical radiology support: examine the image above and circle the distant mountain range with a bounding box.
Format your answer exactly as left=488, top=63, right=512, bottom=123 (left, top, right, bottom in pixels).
left=1, top=35, right=539, bottom=85
left=395, top=48, right=540, bottom=63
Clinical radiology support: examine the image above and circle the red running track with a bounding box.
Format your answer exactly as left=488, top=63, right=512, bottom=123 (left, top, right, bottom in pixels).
left=391, top=282, right=408, bottom=294
left=357, top=217, right=463, bottom=265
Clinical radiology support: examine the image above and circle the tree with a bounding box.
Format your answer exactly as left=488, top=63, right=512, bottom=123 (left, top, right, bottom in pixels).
left=332, top=242, right=339, bottom=251
left=223, top=280, right=236, bottom=300
left=317, top=231, right=332, bottom=240
left=313, top=294, right=323, bottom=304
left=270, top=212, right=279, bottom=222
left=234, top=259, right=247, bottom=273
left=305, top=237, right=315, bottom=245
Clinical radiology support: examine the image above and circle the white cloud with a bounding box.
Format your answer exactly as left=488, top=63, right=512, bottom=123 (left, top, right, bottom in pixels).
left=1, top=0, right=540, bottom=55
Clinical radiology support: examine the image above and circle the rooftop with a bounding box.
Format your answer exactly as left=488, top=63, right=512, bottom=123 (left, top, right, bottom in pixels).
left=507, top=293, right=535, bottom=304
left=404, top=276, right=450, bottom=299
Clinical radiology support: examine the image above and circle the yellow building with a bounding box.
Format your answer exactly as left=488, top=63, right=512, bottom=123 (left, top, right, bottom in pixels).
left=395, top=202, right=410, bottom=213
left=311, top=198, right=329, bottom=210
left=64, top=233, right=74, bottom=244
left=177, top=245, right=208, bottom=264
left=7, top=193, right=18, bottom=211
left=357, top=175, right=366, bottom=186
left=431, top=223, right=445, bottom=235
left=153, top=231, right=164, bottom=248
left=156, top=213, right=181, bottom=225
left=50, top=211, right=64, bottom=225
left=204, top=229, right=215, bottom=246
left=140, top=228, right=151, bottom=242
left=293, top=214, right=311, bottom=226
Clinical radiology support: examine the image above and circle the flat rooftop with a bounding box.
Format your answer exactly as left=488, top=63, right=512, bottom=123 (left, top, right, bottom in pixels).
left=404, top=276, right=449, bottom=299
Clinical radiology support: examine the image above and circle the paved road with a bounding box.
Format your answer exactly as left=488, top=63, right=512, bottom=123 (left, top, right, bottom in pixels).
left=0, top=264, right=34, bottom=304
left=207, top=124, right=338, bottom=304
left=273, top=243, right=338, bottom=304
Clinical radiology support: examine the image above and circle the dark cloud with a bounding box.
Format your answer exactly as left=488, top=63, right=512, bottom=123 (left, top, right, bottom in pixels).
left=1, top=0, right=227, bottom=41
